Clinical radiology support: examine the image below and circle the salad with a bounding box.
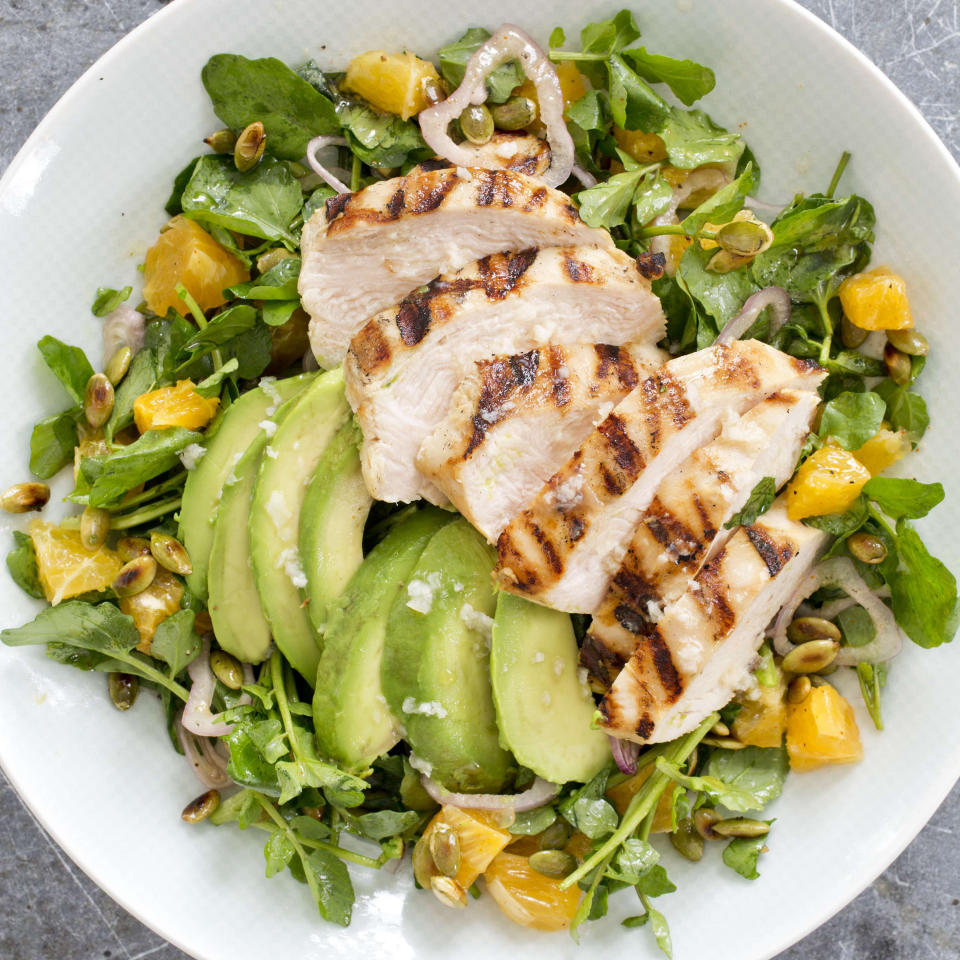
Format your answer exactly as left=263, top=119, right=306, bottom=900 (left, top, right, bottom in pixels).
left=1, top=10, right=957, bottom=954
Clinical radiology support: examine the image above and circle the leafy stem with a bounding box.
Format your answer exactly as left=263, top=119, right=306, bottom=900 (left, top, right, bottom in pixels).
left=114, top=650, right=190, bottom=701
left=548, top=50, right=611, bottom=62
left=252, top=793, right=323, bottom=902
left=175, top=282, right=224, bottom=369
left=271, top=649, right=300, bottom=761
left=108, top=472, right=187, bottom=512
left=249, top=819, right=384, bottom=870
left=350, top=154, right=362, bottom=192
left=826, top=151, right=851, bottom=199
left=109, top=495, right=183, bottom=530
left=638, top=224, right=719, bottom=242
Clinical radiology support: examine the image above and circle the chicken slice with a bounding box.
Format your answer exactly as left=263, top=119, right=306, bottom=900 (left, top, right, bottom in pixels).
left=598, top=501, right=829, bottom=744
left=580, top=388, right=820, bottom=687
left=495, top=340, right=826, bottom=614
left=300, top=166, right=610, bottom=367
left=344, top=245, right=667, bottom=505
left=411, top=133, right=551, bottom=179
left=417, top=342, right=667, bottom=542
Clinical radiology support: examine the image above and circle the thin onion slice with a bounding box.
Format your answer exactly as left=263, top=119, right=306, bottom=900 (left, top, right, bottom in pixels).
left=609, top=735, right=640, bottom=775
left=419, top=24, right=574, bottom=188
left=102, top=303, right=146, bottom=368
left=771, top=557, right=903, bottom=665
left=181, top=639, right=252, bottom=737
left=305, top=135, right=352, bottom=195
left=571, top=163, right=597, bottom=189
left=420, top=774, right=560, bottom=812
left=177, top=718, right=231, bottom=789
left=716, top=287, right=791, bottom=344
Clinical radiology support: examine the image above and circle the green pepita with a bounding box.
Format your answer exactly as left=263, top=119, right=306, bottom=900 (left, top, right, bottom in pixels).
left=701, top=736, right=747, bottom=750
left=670, top=818, right=704, bottom=862
left=104, top=346, right=133, bottom=386
left=717, top=218, right=774, bottom=258
left=787, top=675, right=812, bottom=704
left=710, top=720, right=731, bottom=737
left=181, top=789, right=221, bottom=823
left=840, top=314, right=868, bottom=349
left=787, top=616, right=842, bottom=645
left=422, top=78, right=445, bottom=106
left=884, top=343, right=912, bottom=386
left=112, top=555, right=157, bottom=597
left=80, top=506, right=111, bottom=549
left=412, top=837, right=438, bottom=889
left=537, top=819, right=572, bottom=851
left=108, top=672, right=139, bottom=711
left=428, top=823, right=462, bottom=879
left=490, top=96, right=538, bottom=131
left=846, top=531, right=888, bottom=564
left=204, top=128, right=237, bottom=154
left=0, top=482, right=50, bottom=513
left=529, top=849, right=577, bottom=879
left=210, top=650, right=244, bottom=691
left=116, top=536, right=151, bottom=562
left=886, top=328, right=929, bottom=357
left=256, top=247, right=296, bottom=274
left=429, top=875, right=467, bottom=908
left=84, top=373, right=115, bottom=429
left=150, top=531, right=193, bottom=575
left=459, top=104, right=494, bottom=145
left=781, top=638, right=840, bottom=675
left=234, top=121, right=266, bottom=172
left=711, top=818, right=770, bottom=839
left=693, top=808, right=721, bottom=840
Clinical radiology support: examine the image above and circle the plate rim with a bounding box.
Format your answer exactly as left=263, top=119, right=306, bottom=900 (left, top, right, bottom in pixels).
left=0, top=1, right=958, bottom=959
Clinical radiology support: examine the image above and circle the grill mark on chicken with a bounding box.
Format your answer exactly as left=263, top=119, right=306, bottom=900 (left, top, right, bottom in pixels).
left=395, top=297, right=434, bottom=347
left=613, top=599, right=649, bottom=636
left=562, top=202, right=580, bottom=223
left=694, top=557, right=736, bottom=636
left=594, top=344, right=639, bottom=391
left=464, top=351, right=541, bottom=456
left=409, top=170, right=460, bottom=214
left=597, top=412, right=644, bottom=483
left=529, top=521, right=564, bottom=575
left=414, top=158, right=454, bottom=173
left=690, top=493, right=717, bottom=543
left=349, top=322, right=393, bottom=373
left=648, top=630, right=684, bottom=701
left=523, top=186, right=548, bottom=211
left=476, top=169, right=518, bottom=207
left=635, top=714, right=655, bottom=739
left=744, top=525, right=796, bottom=576
left=564, top=256, right=595, bottom=284
left=635, top=251, right=667, bottom=279
left=386, top=188, right=405, bottom=219
left=324, top=193, right=353, bottom=222
left=477, top=249, right=539, bottom=299
left=579, top=635, right=624, bottom=689
left=644, top=498, right=701, bottom=562
left=545, top=346, right=571, bottom=407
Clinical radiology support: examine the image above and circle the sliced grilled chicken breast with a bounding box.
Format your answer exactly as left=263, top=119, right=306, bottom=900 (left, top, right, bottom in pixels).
left=417, top=342, right=667, bottom=542
left=300, top=166, right=611, bottom=367
left=344, top=245, right=667, bottom=505
left=495, top=340, right=826, bottom=613
left=598, top=501, right=829, bottom=744
left=580, top=388, right=820, bottom=687
left=411, top=134, right=551, bottom=178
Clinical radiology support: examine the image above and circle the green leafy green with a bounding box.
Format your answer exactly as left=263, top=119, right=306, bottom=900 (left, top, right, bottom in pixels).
left=150, top=610, right=200, bottom=679
left=632, top=172, right=674, bottom=226
left=223, top=321, right=273, bottom=379
left=607, top=55, right=670, bottom=133
left=264, top=830, right=296, bottom=877
left=724, top=477, right=776, bottom=529
left=722, top=826, right=772, bottom=880
left=437, top=28, right=524, bottom=103
left=836, top=605, right=876, bottom=648
left=621, top=47, right=715, bottom=106
left=857, top=661, right=887, bottom=730
left=300, top=847, right=354, bottom=925
left=165, top=157, right=201, bottom=216
left=566, top=796, right=619, bottom=839
left=660, top=108, right=744, bottom=171
left=6, top=531, right=43, bottom=600
left=105, top=348, right=157, bottom=441
left=181, top=155, right=303, bottom=246
left=37, top=336, right=94, bottom=406
left=195, top=358, right=240, bottom=397
left=201, top=54, right=340, bottom=160
left=818, top=390, right=886, bottom=450
left=802, top=494, right=868, bottom=539
left=678, top=242, right=758, bottom=329
left=576, top=164, right=654, bottom=228
left=30, top=409, right=79, bottom=479
left=91, top=286, right=133, bottom=317
left=226, top=257, right=300, bottom=300
left=335, top=100, right=429, bottom=168
left=874, top=380, right=930, bottom=444
left=509, top=806, right=558, bottom=835
left=864, top=477, right=944, bottom=520
left=581, top=9, right=642, bottom=58
left=350, top=810, right=421, bottom=841
left=179, top=305, right=258, bottom=359
left=682, top=162, right=755, bottom=235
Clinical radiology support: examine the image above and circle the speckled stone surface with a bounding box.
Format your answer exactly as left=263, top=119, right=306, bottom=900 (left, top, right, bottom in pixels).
left=0, top=2, right=958, bottom=958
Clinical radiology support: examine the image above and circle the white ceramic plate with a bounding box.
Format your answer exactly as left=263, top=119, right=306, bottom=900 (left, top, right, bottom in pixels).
left=1, top=1, right=958, bottom=957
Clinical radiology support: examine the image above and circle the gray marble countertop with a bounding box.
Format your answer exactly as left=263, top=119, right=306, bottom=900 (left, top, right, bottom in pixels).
left=1, top=1, right=959, bottom=958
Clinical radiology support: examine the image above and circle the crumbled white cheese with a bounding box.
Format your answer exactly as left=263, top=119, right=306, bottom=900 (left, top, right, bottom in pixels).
left=265, top=490, right=292, bottom=533
left=495, top=140, right=519, bottom=158
left=548, top=471, right=585, bottom=510
left=456, top=166, right=473, bottom=181
left=541, top=690, right=552, bottom=707
left=276, top=547, right=308, bottom=588
left=259, top=376, right=283, bottom=415
left=179, top=443, right=207, bottom=471
left=453, top=581, right=464, bottom=593
left=259, top=419, right=278, bottom=438
left=223, top=451, right=243, bottom=488
left=645, top=599, right=664, bottom=624
left=402, top=697, right=448, bottom=718
left=408, top=753, right=433, bottom=777
left=553, top=657, right=566, bottom=678
left=265, top=445, right=279, bottom=460
left=406, top=571, right=442, bottom=614
left=459, top=602, right=494, bottom=640
left=532, top=652, right=545, bottom=664
left=577, top=666, right=590, bottom=690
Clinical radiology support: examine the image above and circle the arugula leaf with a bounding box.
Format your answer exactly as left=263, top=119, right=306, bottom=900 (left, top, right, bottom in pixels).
left=880, top=519, right=959, bottom=649
left=576, top=166, right=649, bottom=228
left=607, top=55, right=671, bottom=133
left=226, top=257, right=300, bottom=300
left=30, top=409, right=79, bottom=479
left=509, top=806, right=557, bottom=835
left=437, top=28, right=524, bottom=103
left=722, top=826, right=772, bottom=880
left=91, top=286, right=133, bottom=317
left=660, top=108, right=744, bottom=171
left=581, top=9, right=642, bottom=57
left=6, top=531, right=43, bottom=599
left=37, top=336, right=95, bottom=406
left=724, top=477, right=776, bottom=529
left=223, top=321, right=273, bottom=379
left=621, top=47, right=715, bottom=106
left=682, top=162, right=756, bottom=235
left=83, top=428, right=202, bottom=507
left=181, top=155, right=303, bottom=246
left=150, top=610, right=200, bottom=678
left=105, top=348, right=156, bottom=441
left=818, top=390, right=886, bottom=449
left=201, top=54, right=340, bottom=160
left=566, top=89, right=606, bottom=131
left=874, top=379, right=930, bottom=444
left=336, top=100, right=429, bottom=168
left=195, top=358, right=240, bottom=397
left=864, top=477, right=944, bottom=520
left=264, top=830, right=296, bottom=878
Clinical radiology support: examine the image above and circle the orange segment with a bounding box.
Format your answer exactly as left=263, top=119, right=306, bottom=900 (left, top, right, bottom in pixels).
left=29, top=520, right=123, bottom=606
left=733, top=672, right=788, bottom=748
left=785, top=446, right=871, bottom=521
left=613, top=126, right=668, bottom=163
left=851, top=427, right=911, bottom=476
left=605, top=764, right=677, bottom=832
left=838, top=267, right=913, bottom=331
left=143, top=216, right=248, bottom=318
left=343, top=50, right=440, bottom=120
left=786, top=684, right=862, bottom=772
left=119, top=567, right=184, bottom=652
left=423, top=806, right=512, bottom=889
left=484, top=852, right=580, bottom=932
left=133, top=380, right=219, bottom=433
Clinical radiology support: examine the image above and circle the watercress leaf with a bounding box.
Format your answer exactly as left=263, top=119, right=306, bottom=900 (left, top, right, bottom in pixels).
left=263, top=829, right=296, bottom=878
left=623, top=914, right=650, bottom=928
left=195, top=358, right=240, bottom=398
left=302, top=185, right=336, bottom=223
left=224, top=724, right=282, bottom=794
left=660, top=108, right=744, bottom=171
left=645, top=899, right=673, bottom=958
left=37, top=336, right=95, bottom=406
left=226, top=257, right=301, bottom=300
left=105, top=348, right=157, bottom=441
left=677, top=242, right=758, bottom=328
left=261, top=300, right=300, bottom=328
left=633, top=172, right=674, bottom=226
left=873, top=380, right=930, bottom=444
left=179, top=305, right=259, bottom=358
left=607, top=55, right=671, bottom=133
left=620, top=47, right=715, bottom=106
left=165, top=157, right=201, bottom=216
left=581, top=9, right=642, bottom=57
left=86, top=428, right=202, bottom=507
left=818, top=390, right=885, bottom=450
left=91, top=286, right=133, bottom=318
left=803, top=494, right=868, bottom=540
left=575, top=166, right=646, bottom=228
left=636, top=864, right=676, bottom=898
left=304, top=847, right=354, bottom=926
left=201, top=54, right=340, bottom=160
left=509, top=806, right=558, bottom=836
left=609, top=839, right=659, bottom=884
left=30, top=409, right=79, bottom=479
left=150, top=609, right=200, bottom=678
left=864, top=477, right=945, bottom=520
left=336, top=100, right=429, bottom=168
left=722, top=826, right=772, bottom=880
left=837, top=604, right=876, bottom=648
left=881, top=520, right=959, bottom=649
left=549, top=26, right=566, bottom=48
left=210, top=788, right=262, bottom=827
left=145, top=315, right=195, bottom=382
left=823, top=350, right=885, bottom=378
left=289, top=816, right=332, bottom=843
left=1, top=601, right=139, bottom=655
left=6, top=531, right=43, bottom=600
left=566, top=89, right=607, bottom=133
left=654, top=274, right=699, bottom=352
left=724, top=477, right=776, bottom=529
left=681, top=162, right=755, bottom=236
left=570, top=797, right=619, bottom=839
left=353, top=809, right=421, bottom=840
left=703, top=745, right=788, bottom=812
left=223, top=320, right=273, bottom=380
left=245, top=716, right=288, bottom=764
left=438, top=28, right=524, bottom=103
left=181, top=155, right=302, bottom=246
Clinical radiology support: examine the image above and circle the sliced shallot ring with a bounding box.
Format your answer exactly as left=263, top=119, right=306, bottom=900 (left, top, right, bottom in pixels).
left=177, top=719, right=231, bottom=789
left=305, top=135, right=352, bottom=195
left=716, top=286, right=791, bottom=344
left=571, top=163, right=598, bottom=189
left=102, top=303, right=146, bottom=368
left=418, top=24, right=574, bottom=188
left=609, top=735, right=640, bottom=775
left=181, top=638, right=252, bottom=737
left=421, top=774, right=560, bottom=812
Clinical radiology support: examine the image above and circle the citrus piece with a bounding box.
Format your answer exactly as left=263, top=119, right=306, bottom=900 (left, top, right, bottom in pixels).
left=133, top=380, right=220, bottom=433
left=484, top=851, right=580, bottom=932
left=29, top=519, right=123, bottom=606
left=343, top=50, right=439, bottom=120
left=785, top=446, right=871, bottom=521
left=119, top=567, right=184, bottom=652
left=786, top=684, right=862, bottom=772
left=422, top=805, right=512, bottom=889
left=838, top=266, right=913, bottom=331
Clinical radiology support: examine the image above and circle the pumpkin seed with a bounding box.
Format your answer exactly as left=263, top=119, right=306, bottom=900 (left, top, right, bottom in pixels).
left=717, top=218, right=773, bottom=257
left=150, top=532, right=193, bottom=575
left=887, top=328, right=929, bottom=357
left=83, top=373, right=115, bottom=428
left=884, top=343, right=912, bottom=386
left=235, top=121, right=266, bottom=172
left=840, top=314, right=868, bottom=349
left=116, top=536, right=151, bottom=562
left=256, top=247, right=296, bottom=274
left=787, top=675, right=812, bottom=704
left=711, top=818, right=770, bottom=839
left=428, top=823, right=462, bottom=878
left=422, top=78, right=445, bottom=105
left=781, top=638, right=840, bottom=674
left=210, top=650, right=244, bottom=691
left=787, top=616, right=842, bottom=645
left=430, top=875, right=467, bottom=908
left=108, top=672, right=139, bottom=711
left=670, top=818, right=704, bottom=862
left=412, top=836, right=438, bottom=888
left=537, top=819, right=572, bottom=851
left=846, top=531, right=888, bottom=564
left=701, top=736, right=747, bottom=750
left=529, top=849, right=577, bottom=878
left=490, top=96, right=538, bottom=131
left=194, top=610, right=214, bottom=635
left=104, top=345, right=133, bottom=386
left=181, top=789, right=221, bottom=823
left=710, top=720, right=731, bottom=737
left=0, top=482, right=50, bottom=513
left=80, top=506, right=111, bottom=549
left=694, top=808, right=721, bottom=840
left=204, top=128, right=237, bottom=154
left=459, top=104, right=494, bottom=145
left=112, top=555, right=157, bottom=597
left=686, top=745, right=699, bottom=775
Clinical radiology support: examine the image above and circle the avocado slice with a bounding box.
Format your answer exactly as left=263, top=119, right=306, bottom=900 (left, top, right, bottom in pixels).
left=313, top=507, right=453, bottom=772
left=381, top=518, right=514, bottom=793
left=179, top=373, right=313, bottom=602
left=249, top=368, right=350, bottom=683
left=491, top=594, right=611, bottom=784
left=206, top=396, right=300, bottom=664
left=299, top=417, right=373, bottom=636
